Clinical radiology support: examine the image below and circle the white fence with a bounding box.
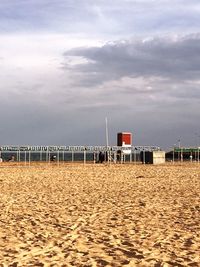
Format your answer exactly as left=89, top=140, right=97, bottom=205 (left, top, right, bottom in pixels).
left=0, top=145, right=161, bottom=166
left=0, top=150, right=142, bottom=165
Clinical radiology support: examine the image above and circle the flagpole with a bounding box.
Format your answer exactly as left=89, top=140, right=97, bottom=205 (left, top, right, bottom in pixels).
left=105, top=117, right=109, bottom=147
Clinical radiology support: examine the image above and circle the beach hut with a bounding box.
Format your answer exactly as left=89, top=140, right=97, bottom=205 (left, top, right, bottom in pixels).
left=117, top=132, right=132, bottom=155
left=141, top=151, right=165, bottom=164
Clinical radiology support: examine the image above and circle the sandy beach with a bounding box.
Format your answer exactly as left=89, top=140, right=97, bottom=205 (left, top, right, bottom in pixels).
left=0, top=163, right=199, bottom=266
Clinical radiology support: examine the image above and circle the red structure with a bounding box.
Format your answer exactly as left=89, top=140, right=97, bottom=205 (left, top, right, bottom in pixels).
left=117, top=132, right=132, bottom=146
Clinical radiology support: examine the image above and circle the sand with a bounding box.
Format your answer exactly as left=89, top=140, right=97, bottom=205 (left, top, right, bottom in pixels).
left=0, top=163, right=199, bottom=266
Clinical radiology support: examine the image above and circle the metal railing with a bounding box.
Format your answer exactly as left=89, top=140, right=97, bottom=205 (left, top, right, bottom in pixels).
left=0, top=150, right=143, bottom=166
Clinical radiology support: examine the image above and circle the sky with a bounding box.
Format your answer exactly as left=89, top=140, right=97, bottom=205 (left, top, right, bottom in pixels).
left=0, top=0, right=200, bottom=149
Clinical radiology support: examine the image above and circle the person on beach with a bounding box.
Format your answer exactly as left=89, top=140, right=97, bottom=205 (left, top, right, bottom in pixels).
left=50, top=155, right=56, bottom=161
left=99, top=151, right=104, bottom=163
left=8, top=155, right=15, bottom=162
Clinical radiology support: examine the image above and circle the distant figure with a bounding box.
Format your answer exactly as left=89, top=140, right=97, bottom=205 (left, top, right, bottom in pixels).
left=99, top=151, right=104, bottom=163
left=117, top=152, right=121, bottom=162
left=190, top=155, right=193, bottom=162
left=105, top=151, right=108, bottom=162
left=8, top=155, right=15, bottom=162
left=0, top=158, right=3, bottom=163
left=50, top=155, right=57, bottom=161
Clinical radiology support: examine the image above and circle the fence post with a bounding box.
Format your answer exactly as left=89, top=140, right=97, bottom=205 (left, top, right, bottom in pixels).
left=134, top=150, right=136, bottom=164
left=143, top=151, right=145, bottom=164
left=57, top=150, right=59, bottom=166
left=84, top=150, right=86, bottom=165
left=72, top=151, right=74, bottom=163
left=181, top=148, right=183, bottom=163
left=29, top=151, right=31, bottom=167
left=63, top=150, right=65, bottom=164
left=19, top=150, right=21, bottom=163
left=114, top=151, right=117, bottom=163
left=109, top=150, right=111, bottom=165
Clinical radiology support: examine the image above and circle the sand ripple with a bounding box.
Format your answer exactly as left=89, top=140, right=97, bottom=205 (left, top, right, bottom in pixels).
left=0, top=163, right=199, bottom=266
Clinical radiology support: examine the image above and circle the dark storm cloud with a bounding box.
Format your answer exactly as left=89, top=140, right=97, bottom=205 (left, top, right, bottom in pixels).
left=64, top=34, right=200, bottom=86
left=61, top=34, right=200, bottom=149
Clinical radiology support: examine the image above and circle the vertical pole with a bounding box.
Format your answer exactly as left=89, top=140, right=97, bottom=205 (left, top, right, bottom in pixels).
left=199, top=135, right=200, bottom=163
left=114, top=151, right=116, bottom=163
left=178, top=139, right=181, bottom=162
left=40, top=150, right=42, bottom=162
left=57, top=150, right=59, bottom=166
left=72, top=151, right=74, bottom=162
left=29, top=151, right=31, bottom=167
left=173, top=148, right=174, bottom=164
left=134, top=150, right=136, bottom=164
left=109, top=150, right=111, bottom=165
left=25, top=151, right=27, bottom=166
left=105, top=117, right=109, bottom=148
left=143, top=150, right=145, bottom=164
left=181, top=148, right=183, bottom=163
left=130, top=151, right=132, bottom=163
left=84, top=150, right=86, bottom=165
left=63, top=150, right=65, bottom=164
left=19, top=150, right=21, bottom=163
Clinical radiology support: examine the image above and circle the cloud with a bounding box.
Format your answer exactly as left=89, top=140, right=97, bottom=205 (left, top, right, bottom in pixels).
left=61, top=34, right=200, bottom=148
left=64, top=34, right=200, bottom=86
left=0, top=0, right=200, bottom=36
